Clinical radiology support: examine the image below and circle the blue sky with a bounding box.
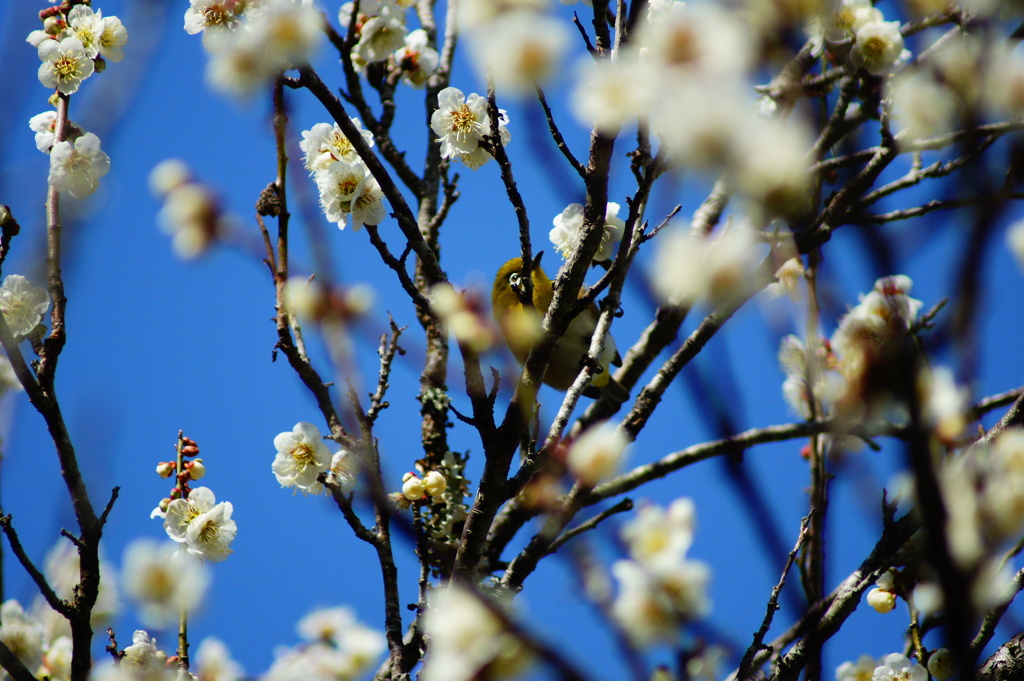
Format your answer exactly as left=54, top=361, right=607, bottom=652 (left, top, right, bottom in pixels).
left=2, top=1, right=1024, bottom=679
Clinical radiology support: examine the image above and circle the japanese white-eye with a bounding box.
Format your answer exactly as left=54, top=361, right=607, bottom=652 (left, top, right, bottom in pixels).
left=491, top=253, right=628, bottom=403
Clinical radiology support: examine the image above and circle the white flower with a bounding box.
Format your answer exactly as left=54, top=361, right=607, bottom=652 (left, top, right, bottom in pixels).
left=28, top=111, right=71, bottom=154
left=549, top=202, right=626, bottom=263
left=185, top=0, right=248, bottom=44
left=354, top=14, right=407, bottom=63
left=430, top=87, right=495, bottom=159
left=315, top=161, right=387, bottom=230
left=429, top=283, right=496, bottom=352
left=0, top=275, right=50, bottom=339
left=299, top=120, right=374, bottom=173
left=272, top=421, right=333, bottom=494
left=122, top=540, right=209, bottom=629
left=0, top=601, right=45, bottom=678
left=731, top=116, right=813, bottom=216
left=326, top=449, right=358, bottom=493
left=162, top=487, right=237, bottom=562
left=467, top=12, right=570, bottom=94
left=778, top=335, right=846, bottom=420
left=67, top=5, right=105, bottom=58
left=122, top=630, right=166, bottom=672
left=566, top=422, right=629, bottom=486
left=195, top=637, right=244, bottom=681
left=48, top=132, right=111, bottom=199
left=204, top=28, right=276, bottom=98
left=420, top=584, right=532, bottom=681
left=836, top=654, right=877, bottom=681
left=37, top=37, right=95, bottom=94
left=872, top=653, right=927, bottom=681
left=852, top=20, right=908, bottom=76
left=97, top=14, right=129, bottom=62
left=297, top=606, right=356, bottom=643
left=393, top=29, right=438, bottom=88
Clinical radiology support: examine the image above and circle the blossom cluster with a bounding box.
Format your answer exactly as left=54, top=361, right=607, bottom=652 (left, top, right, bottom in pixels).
left=29, top=4, right=127, bottom=95
left=299, top=120, right=387, bottom=230
left=340, top=0, right=439, bottom=88
left=185, top=0, right=324, bottom=98
left=806, top=0, right=909, bottom=75
left=611, top=498, right=711, bottom=646
left=272, top=421, right=357, bottom=495
left=777, top=274, right=928, bottom=430
left=573, top=1, right=813, bottom=216
left=149, top=159, right=231, bottom=259
left=264, top=606, right=386, bottom=681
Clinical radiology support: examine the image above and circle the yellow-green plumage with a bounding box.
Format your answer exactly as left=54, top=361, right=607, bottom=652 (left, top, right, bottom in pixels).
left=492, top=254, right=628, bottom=403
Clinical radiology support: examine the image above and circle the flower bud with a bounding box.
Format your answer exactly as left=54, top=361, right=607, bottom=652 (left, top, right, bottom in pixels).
left=866, top=587, right=896, bottom=613
left=158, top=497, right=171, bottom=513
left=402, top=475, right=425, bottom=501
left=156, top=461, right=176, bottom=478
left=0, top=206, right=9, bottom=225
left=186, top=458, right=206, bottom=480
left=423, top=470, right=447, bottom=498
left=43, top=16, right=65, bottom=35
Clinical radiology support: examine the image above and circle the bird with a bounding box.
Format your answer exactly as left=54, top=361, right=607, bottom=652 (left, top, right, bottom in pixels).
left=492, top=253, right=628, bottom=403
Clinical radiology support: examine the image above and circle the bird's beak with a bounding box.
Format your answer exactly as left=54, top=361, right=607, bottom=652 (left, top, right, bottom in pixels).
left=532, top=251, right=544, bottom=271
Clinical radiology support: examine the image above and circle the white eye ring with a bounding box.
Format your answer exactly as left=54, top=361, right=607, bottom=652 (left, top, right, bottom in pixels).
left=509, top=272, right=521, bottom=287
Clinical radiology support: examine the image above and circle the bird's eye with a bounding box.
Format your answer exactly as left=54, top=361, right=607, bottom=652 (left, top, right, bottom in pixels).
left=509, top=273, right=521, bottom=288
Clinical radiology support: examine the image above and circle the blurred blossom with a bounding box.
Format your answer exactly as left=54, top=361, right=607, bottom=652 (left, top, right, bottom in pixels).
left=48, top=132, right=110, bottom=199
left=805, top=0, right=881, bottom=55
left=652, top=221, right=761, bottom=308
left=918, top=366, right=968, bottom=443
left=458, top=0, right=548, bottom=31
left=566, top=422, right=629, bottom=486
left=0, top=275, right=50, bottom=339
left=549, top=202, right=625, bottom=263
left=572, top=57, right=654, bottom=135
left=31, top=539, right=119, bottom=643
left=611, top=557, right=711, bottom=646
left=467, top=12, right=570, bottom=95
left=39, top=636, right=72, bottom=681
left=266, top=606, right=385, bottom=681
left=151, top=160, right=226, bottom=260
left=195, top=637, right=244, bottom=681
left=731, top=116, right=813, bottom=217
left=122, top=540, right=210, bottom=629
left=890, top=70, right=959, bottom=143
left=1007, top=219, right=1024, bottom=270
left=421, top=584, right=532, bottom=681
left=0, top=356, right=21, bottom=395
left=927, top=649, right=956, bottom=681
left=37, top=36, right=94, bottom=94
left=273, top=422, right=333, bottom=494
left=635, top=2, right=753, bottom=79
left=872, top=653, right=926, bottom=681
left=0, top=601, right=45, bottom=680
left=765, top=256, right=804, bottom=299
left=393, top=29, right=439, bottom=88
left=778, top=334, right=846, bottom=420
left=835, top=654, right=877, bottom=681
left=430, top=283, right=497, bottom=352
left=621, top=498, right=695, bottom=569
